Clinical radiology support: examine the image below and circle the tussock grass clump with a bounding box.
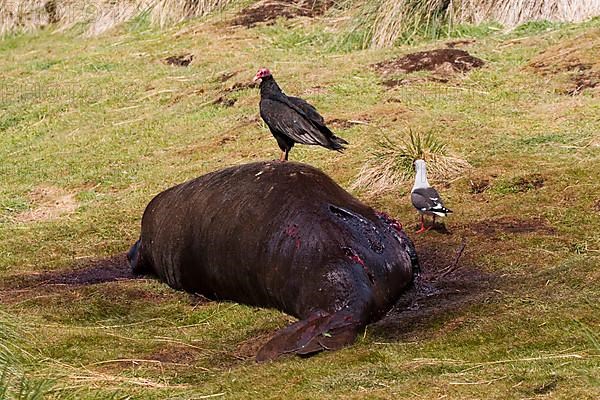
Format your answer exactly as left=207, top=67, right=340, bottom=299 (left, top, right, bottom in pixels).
left=351, top=130, right=470, bottom=196
left=0, top=0, right=234, bottom=36
left=339, top=0, right=600, bottom=48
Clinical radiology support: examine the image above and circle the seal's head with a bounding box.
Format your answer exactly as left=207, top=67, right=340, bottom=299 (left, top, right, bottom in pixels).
left=253, top=67, right=272, bottom=82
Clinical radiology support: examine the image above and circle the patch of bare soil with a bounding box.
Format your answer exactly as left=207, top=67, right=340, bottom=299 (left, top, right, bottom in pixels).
left=594, top=199, right=600, bottom=212
left=201, top=80, right=259, bottom=109
left=469, top=177, right=492, bottom=194
left=225, top=81, right=258, bottom=93
left=373, top=49, right=485, bottom=77
left=212, top=96, right=236, bottom=107
left=16, top=186, right=78, bottom=223
left=566, top=73, right=600, bottom=95
left=373, top=240, right=499, bottom=341
left=528, top=29, right=600, bottom=95
left=230, top=0, right=335, bottom=27
left=513, top=173, right=544, bottom=191
left=469, top=217, right=555, bottom=236
left=164, top=53, right=193, bottom=67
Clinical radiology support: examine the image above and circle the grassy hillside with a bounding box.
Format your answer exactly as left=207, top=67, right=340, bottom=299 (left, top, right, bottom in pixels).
left=0, top=5, right=599, bottom=399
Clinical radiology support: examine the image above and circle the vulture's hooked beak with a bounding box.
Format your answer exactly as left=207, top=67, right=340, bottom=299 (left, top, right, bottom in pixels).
left=252, top=75, right=261, bottom=83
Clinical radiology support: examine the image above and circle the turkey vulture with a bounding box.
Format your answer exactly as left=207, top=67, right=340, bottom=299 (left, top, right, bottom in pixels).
left=253, top=68, right=348, bottom=161
left=411, top=159, right=452, bottom=233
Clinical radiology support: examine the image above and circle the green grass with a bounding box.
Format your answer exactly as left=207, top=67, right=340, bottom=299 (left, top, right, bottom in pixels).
left=0, top=9, right=599, bottom=400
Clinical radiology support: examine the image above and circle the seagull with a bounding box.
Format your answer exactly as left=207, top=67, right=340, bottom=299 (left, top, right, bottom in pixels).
left=411, top=159, right=452, bottom=233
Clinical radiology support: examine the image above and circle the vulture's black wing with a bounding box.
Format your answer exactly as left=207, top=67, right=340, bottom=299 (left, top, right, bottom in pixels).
left=260, top=98, right=330, bottom=146
left=287, top=96, right=326, bottom=126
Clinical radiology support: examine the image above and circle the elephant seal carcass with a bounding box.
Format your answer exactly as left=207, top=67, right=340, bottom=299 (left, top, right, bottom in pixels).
left=128, top=161, right=419, bottom=361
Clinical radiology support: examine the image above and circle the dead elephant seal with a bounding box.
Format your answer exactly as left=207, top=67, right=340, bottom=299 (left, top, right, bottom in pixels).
left=128, top=161, right=419, bottom=361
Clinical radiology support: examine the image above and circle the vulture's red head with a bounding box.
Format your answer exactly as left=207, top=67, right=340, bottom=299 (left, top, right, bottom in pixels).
left=253, top=68, right=272, bottom=82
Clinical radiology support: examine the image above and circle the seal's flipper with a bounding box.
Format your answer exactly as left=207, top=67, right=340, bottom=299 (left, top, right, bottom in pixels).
left=256, top=310, right=361, bottom=362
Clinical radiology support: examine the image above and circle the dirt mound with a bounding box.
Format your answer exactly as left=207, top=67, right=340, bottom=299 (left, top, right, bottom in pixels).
left=469, top=177, right=492, bottom=194
left=373, top=49, right=485, bottom=77
left=164, top=54, right=193, bottom=67
left=15, top=186, right=78, bottom=223
left=528, top=29, right=600, bottom=95
left=230, top=0, right=334, bottom=27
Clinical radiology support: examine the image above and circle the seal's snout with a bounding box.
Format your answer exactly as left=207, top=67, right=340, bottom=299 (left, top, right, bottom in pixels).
left=127, top=239, right=142, bottom=273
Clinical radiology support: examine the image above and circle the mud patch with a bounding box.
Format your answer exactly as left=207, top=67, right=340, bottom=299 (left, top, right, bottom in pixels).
left=230, top=0, right=334, bottom=28
left=16, top=186, right=78, bottom=223
left=164, top=54, right=193, bottom=67
left=469, top=217, right=555, bottom=236
left=528, top=29, right=600, bottom=95
left=373, top=240, right=498, bottom=341
left=373, top=49, right=485, bottom=76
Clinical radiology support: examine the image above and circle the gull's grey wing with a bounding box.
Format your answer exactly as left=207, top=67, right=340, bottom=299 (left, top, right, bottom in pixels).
left=411, top=187, right=452, bottom=216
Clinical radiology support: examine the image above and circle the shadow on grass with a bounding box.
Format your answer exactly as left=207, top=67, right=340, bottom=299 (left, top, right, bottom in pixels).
left=2, top=253, right=137, bottom=290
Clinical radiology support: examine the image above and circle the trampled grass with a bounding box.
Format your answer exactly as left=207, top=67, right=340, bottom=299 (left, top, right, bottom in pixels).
left=1, top=9, right=599, bottom=400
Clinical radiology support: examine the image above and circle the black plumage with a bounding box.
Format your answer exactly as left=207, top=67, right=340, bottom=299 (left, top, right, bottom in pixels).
left=253, top=68, right=348, bottom=161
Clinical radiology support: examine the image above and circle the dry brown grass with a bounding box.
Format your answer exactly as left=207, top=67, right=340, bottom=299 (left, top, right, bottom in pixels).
left=0, top=0, right=234, bottom=36
left=356, top=0, right=600, bottom=48
left=459, top=0, right=600, bottom=28
left=351, top=131, right=470, bottom=197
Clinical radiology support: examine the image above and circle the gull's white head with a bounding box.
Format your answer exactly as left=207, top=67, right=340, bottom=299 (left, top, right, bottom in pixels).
left=414, top=159, right=426, bottom=170
left=412, top=159, right=429, bottom=190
